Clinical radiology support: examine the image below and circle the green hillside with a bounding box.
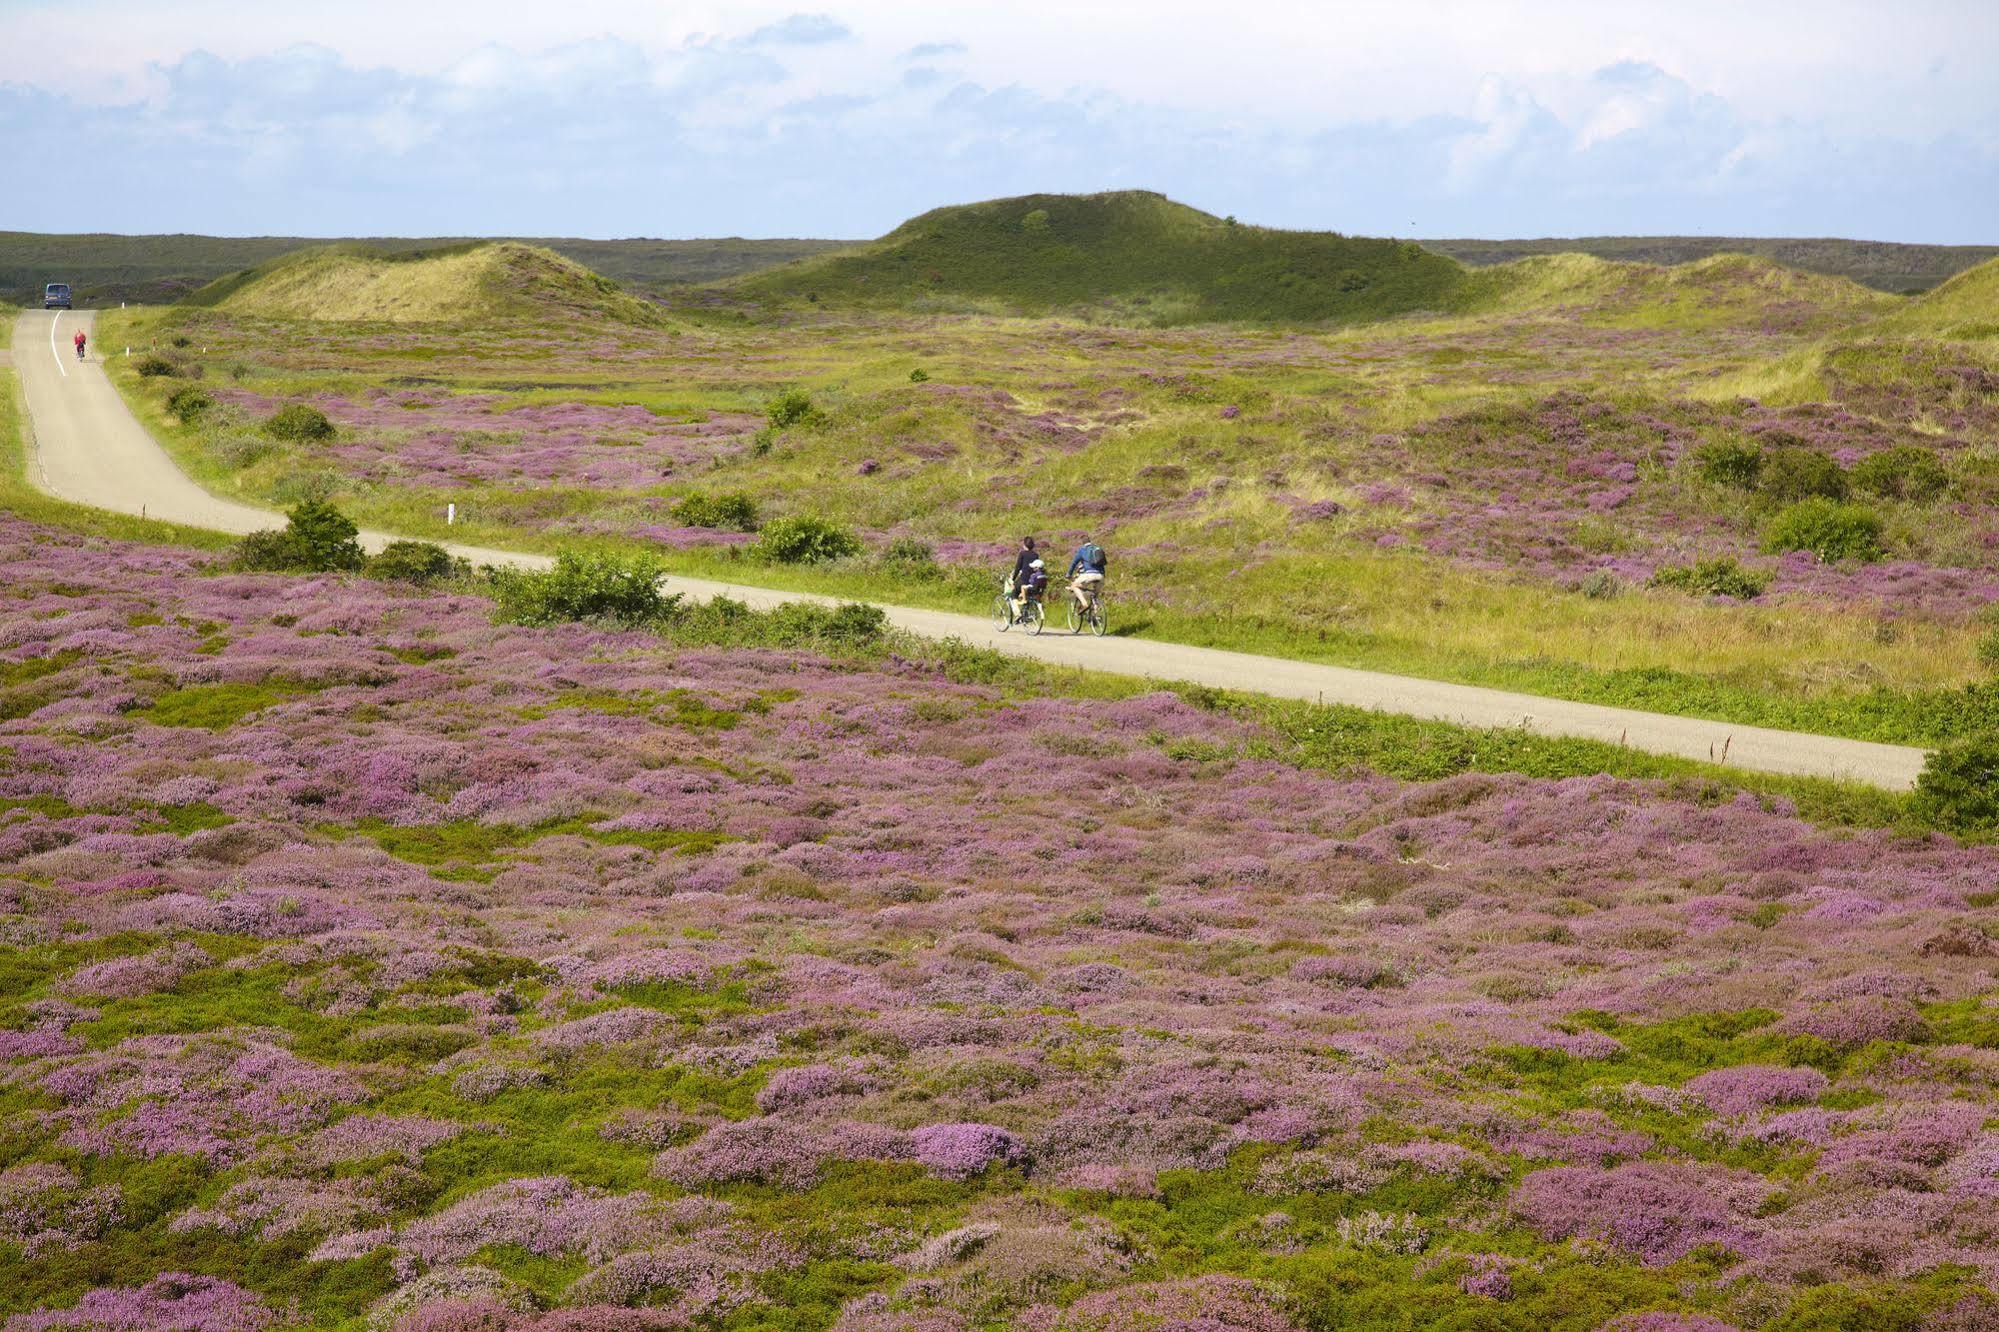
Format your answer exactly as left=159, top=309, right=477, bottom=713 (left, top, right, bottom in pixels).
left=1865, top=254, right=1999, bottom=337
left=1460, top=251, right=1893, bottom=328
left=182, top=241, right=667, bottom=325
left=1, top=232, right=846, bottom=307
left=730, top=191, right=1471, bottom=325
left=1423, top=234, right=1999, bottom=294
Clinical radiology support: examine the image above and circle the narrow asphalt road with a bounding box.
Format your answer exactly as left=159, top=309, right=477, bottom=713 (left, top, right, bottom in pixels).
left=13, top=308, right=1930, bottom=789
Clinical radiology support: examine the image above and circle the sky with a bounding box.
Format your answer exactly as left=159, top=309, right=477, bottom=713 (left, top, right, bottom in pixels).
left=3, top=0, right=1996, bottom=243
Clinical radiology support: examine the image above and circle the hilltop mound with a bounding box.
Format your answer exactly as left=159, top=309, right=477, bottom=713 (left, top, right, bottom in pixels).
left=731, top=191, right=1469, bottom=325
left=182, top=242, right=667, bottom=325
left=1462, top=251, right=1891, bottom=328
left=1867, top=255, right=1999, bottom=338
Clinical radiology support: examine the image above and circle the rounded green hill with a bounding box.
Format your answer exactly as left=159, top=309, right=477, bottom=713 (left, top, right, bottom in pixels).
left=182, top=241, right=666, bottom=326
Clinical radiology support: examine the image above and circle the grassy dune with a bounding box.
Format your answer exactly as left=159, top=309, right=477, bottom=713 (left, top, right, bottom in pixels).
left=731, top=190, right=1470, bottom=324
left=183, top=241, right=670, bottom=326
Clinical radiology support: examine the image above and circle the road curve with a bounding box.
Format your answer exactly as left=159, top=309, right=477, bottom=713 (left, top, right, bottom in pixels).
left=13, top=309, right=1929, bottom=789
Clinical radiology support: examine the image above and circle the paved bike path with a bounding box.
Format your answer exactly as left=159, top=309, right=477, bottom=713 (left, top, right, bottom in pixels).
left=13, top=309, right=1929, bottom=789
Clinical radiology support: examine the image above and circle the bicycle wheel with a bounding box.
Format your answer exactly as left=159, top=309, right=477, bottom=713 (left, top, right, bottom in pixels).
left=1025, top=601, right=1045, bottom=635
left=990, top=594, right=1011, bottom=632
left=1065, top=597, right=1083, bottom=634
left=1088, top=597, right=1107, bottom=637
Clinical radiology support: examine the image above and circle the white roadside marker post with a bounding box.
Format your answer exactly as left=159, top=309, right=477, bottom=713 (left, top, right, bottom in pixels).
left=447, top=503, right=456, bottom=526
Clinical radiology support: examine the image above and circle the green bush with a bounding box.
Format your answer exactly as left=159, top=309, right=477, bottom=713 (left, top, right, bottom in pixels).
left=232, top=499, right=365, bottom=573
left=672, top=491, right=762, bottom=531
left=488, top=551, right=670, bottom=626
left=752, top=515, right=863, bottom=565
left=881, top=537, right=936, bottom=567
left=765, top=389, right=825, bottom=430
left=908, top=369, right=930, bottom=383
left=665, top=598, right=889, bottom=651
left=135, top=355, right=177, bottom=378
left=1574, top=570, right=1621, bottom=600
left=1913, top=732, right=1999, bottom=834
left=264, top=403, right=336, bottom=443
left=1979, top=629, right=1999, bottom=673
left=1757, top=446, right=1848, bottom=505
left=1647, top=557, right=1771, bottom=600
left=165, top=386, right=213, bottom=424
left=366, top=540, right=463, bottom=584
left=1851, top=446, right=1951, bottom=502
left=1760, top=499, right=1884, bottom=563
left=1692, top=439, right=1762, bottom=488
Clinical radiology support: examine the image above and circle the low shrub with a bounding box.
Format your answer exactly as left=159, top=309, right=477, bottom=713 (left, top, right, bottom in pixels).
left=1757, top=446, right=1848, bottom=505
left=211, top=430, right=275, bottom=471
left=488, top=551, right=669, bottom=626
left=909, top=369, right=931, bottom=383
left=1760, top=499, right=1884, bottom=563
left=880, top=536, right=937, bottom=568
left=664, top=597, right=889, bottom=651
left=672, top=491, right=761, bottom=531
left=366, top=540, right=463, bottom=584
left=1648, top=557, right=1771, bottom=600
left=263, top=403, right=335, bottom=443
left=165, top=386, right=213, bottom=424
left=1979, top=630, right=1999, bottom=673
left=134, top=355, right=177, bottom=378
left=232, top=499, right=366, bottom=573
left=1852, top=446, right=1951, bottom=502
left=752, top=515, right=863, bottom=565
left=1574, top=570, right=1621, bottom=600
left=765, top=389, right=825, bottom=430
left=1913, top=732, right=1999, bottom=834
left=1693, top=440, right=1762, bottom=489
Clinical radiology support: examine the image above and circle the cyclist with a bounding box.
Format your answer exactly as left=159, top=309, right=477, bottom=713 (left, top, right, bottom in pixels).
left=1067, top=536, right=1107, bottom=616
left=73, top=328, right=86, bottom=360
left=1009, top=536, right=1040, bottom=589
left=1011, top=558, right=1048, bottom=621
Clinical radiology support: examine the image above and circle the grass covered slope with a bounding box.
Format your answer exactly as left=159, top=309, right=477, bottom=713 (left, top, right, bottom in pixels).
left=1868, top=255, right=1999, bottom=338
left=732, top=190, right=1470, bottom=324
left=1425, top=234, right=1999, bottom=294
left=1463, top=252, right=1893, bottom=329
left=182, top=241, right=668, bottom=325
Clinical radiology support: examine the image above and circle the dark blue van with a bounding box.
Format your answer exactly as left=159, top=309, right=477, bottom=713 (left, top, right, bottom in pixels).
left=43, top=284, right=72, bottom=310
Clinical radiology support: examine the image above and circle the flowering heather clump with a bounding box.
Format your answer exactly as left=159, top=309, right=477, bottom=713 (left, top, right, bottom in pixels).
left=9, top=513, right=1999, bottom=1325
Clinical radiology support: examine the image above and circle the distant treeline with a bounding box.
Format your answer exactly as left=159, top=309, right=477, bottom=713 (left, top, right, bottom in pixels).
left=1420, top=236, right=1999, bottom=294
left=0, top=233, right=852, bottom=306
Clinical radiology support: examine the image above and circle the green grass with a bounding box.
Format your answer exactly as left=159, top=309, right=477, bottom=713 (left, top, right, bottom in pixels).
left=732, top=190, right=1472, bottom=325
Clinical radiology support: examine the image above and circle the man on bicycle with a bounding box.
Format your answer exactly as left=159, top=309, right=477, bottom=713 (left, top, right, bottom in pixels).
left=1067, top=536, right=1107, bottom=614
left=73, top=328, right=87, bottom=360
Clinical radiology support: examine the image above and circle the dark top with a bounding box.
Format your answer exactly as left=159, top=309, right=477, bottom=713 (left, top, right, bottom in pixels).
left=1012, top=548, right=1039, bottom=583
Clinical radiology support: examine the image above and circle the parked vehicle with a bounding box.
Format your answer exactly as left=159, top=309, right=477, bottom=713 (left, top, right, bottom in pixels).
left=43, top=283, right=72, bottom=310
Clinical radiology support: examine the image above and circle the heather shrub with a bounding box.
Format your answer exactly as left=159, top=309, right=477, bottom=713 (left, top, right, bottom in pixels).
left=366, top=540, right=463, bottom=585
left=1693, top=439, right=1762, bottom=489
left=911, top=1122, right=1023, bottom=1179
left=263, top=402, right=336, bottom=443
left=165, top=386, right=213, bottom=424
left=1510, top=1162, right=1766, bottom=1265
left=488, top=551, right=670, bottom=626
left=1648, top=557, right=1770, bottom=600
left=232, top=499, right=365, bottom=573
left=752, top=515, right=863, bottom=564
left=135, top=354, right=177, bottom=377
left=1913, top=732, right=1999, bottom=833
left=1852, top=446, right=1951, bottom=502
left=672, top=491, right=761, bottom=532
left=765, top=389, right=825, bottom=430
left=1575, top=569, right=1621, bottom=600
left=1757, top=446, right=1848, bottom=505
left=1760, top=499, right=1884, bottom=563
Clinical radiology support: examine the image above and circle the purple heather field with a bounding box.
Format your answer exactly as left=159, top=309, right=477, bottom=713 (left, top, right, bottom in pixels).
left=5, top=514, right=1999, bottom=1329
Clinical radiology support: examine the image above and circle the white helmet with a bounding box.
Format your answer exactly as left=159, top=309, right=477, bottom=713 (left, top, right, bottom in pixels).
left=1029, top=558, right=1045, bottom=569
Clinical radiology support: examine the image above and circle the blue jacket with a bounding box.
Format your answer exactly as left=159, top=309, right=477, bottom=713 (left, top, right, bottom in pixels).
left=1068, top=543, right=1107, bottom=577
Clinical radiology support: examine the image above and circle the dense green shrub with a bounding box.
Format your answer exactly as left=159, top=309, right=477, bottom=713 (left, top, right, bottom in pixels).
left=366, top=540, right=462, bottom=584
left=1852, top=446, right=1951, bottom=502
left=264, top=403, right=336, bottom=443
left=1913, top=732, right=1999, bottom=833
left=1760, top=499, right=1884, bottom=563
left=1692, top=440, right=1762, bottom=489
left=1574, top=570, right=1621, bottom=600
left=672, top=491, right=762, bottom=531
left=165, top=386, right=213, bottom=424
left=134, top=355, right=176, bottom=378
left=1757, top=446, right=1848, bottom=505
left=1648, top=557, right=1771, bottom=600
left=1979, top=630, right=1999, bottom=673
left=881, top=537, right=936, bottom=567
left=765, top=389, right=825, bottom=430
left=752, top=515, right=863, bottom=564
left=908, top=369, right=931, bottom=383
left=488, top=551, right=669, bottom=626
left=232, top=500, right=366, bottom=573
left=666, top=597, right=889, bottom=651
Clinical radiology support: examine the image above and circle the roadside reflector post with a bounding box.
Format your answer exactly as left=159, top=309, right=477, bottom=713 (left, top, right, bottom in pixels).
left=447, top=503, right=456, bottom=526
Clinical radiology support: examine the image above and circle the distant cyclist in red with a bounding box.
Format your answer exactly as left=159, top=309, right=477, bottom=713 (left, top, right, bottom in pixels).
left=72, top=329, right=86, bottom=360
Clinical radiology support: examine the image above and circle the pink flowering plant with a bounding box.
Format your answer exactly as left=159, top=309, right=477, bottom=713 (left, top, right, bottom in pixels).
left=4, top=512, right=1999, bottom=1327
